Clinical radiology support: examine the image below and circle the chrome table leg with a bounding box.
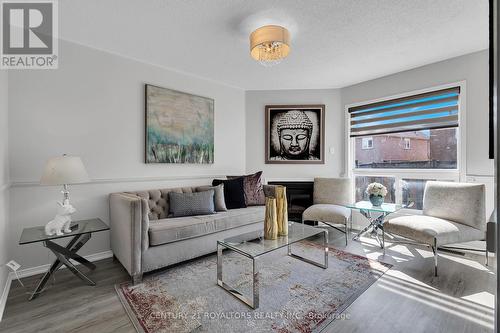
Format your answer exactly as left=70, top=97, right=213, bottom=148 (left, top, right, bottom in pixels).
left=216, top=241, right=259, bottom=309
left=29, top=233, right=94, bottom=300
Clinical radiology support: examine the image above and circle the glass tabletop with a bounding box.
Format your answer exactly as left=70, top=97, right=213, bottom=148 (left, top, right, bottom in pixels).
left=19, top=218, right=109, bottom=245
left=345, top=201, right=403, bottom=214
left=218, top=222, right=324, bottom=258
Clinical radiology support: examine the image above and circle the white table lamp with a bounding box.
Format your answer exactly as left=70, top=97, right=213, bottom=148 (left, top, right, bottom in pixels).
left=40, top=154, right=90, bottom=204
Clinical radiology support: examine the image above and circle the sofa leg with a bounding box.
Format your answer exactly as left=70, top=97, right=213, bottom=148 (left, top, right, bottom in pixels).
left=132, top=273, right=143, bottom=285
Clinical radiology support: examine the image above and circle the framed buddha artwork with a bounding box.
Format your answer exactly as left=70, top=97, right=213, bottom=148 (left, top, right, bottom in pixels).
left=265, top=105, right=325, bottom=164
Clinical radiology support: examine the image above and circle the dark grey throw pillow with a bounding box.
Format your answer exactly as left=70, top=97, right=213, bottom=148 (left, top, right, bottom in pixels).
left=169, top=190, right=215, bottom=217
left=212, top=178, right=246, bottom=209
left=196, top=184, right=227, bottom=212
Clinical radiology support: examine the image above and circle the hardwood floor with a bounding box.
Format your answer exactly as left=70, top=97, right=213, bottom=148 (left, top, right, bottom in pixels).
left=0, top=229, right=495, bottom=333
left=0, top=257, right=135, bottom=333
left=325, top=234, right=495, bottom=333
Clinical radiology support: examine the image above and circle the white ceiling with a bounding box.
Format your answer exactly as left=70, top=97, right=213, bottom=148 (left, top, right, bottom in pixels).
left=60, top=0, right=489, bottom=90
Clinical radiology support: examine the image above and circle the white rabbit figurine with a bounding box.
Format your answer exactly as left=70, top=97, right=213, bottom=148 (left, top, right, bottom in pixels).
left=45, top=201, right=77, bottom=236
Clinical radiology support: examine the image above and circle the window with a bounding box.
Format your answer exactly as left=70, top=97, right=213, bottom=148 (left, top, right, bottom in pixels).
left=403, top=138, right=411, bottom=150
left=361, top=137, right=373, bottom=149
left=349, top=86, right=462, bottom=209
left=354, top=128, right=457, bottom=169
left=355, top=176, right=396, bottom=203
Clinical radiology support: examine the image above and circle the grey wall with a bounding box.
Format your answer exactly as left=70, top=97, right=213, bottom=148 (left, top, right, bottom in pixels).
left=341, top=50, right=492, bottom=177
left=245, top=89, right=343, bottom=180
left=8, top=40, right=246, bottom=269
left=0, top=70, right=9, bottom=313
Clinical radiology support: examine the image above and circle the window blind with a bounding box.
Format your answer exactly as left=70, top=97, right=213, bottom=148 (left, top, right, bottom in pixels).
left=349, top=87, right=460, bottom=137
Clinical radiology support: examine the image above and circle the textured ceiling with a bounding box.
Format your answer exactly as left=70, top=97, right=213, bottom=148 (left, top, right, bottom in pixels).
left=59, top=0, right=488, bottom=90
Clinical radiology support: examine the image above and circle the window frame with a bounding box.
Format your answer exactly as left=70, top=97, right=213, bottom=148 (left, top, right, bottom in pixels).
left=403, top=138, right=411, bottom=150
left=361, top=137, right=374, bottom=149
left=344, top=81, right=467, bottom=209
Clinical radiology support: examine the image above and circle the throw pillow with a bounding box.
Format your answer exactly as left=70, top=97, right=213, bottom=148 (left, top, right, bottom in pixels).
left=227, top=171, right=265, bottom=206
left=196, top=184, right=227, bottom=212
left=212, top=178, right=246, bottom=209
left=169, top=190, right=215, bottom=217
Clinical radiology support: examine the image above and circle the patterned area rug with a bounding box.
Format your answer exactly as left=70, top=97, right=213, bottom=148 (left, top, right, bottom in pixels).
left=116, top=242, right=391, bottom=333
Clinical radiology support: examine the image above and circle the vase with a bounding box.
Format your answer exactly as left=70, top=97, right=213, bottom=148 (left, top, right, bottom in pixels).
left=275, top=186, right=288, bottom=236
left=369, top=194, right=384, bottom=206
left=264, top=197, right=278, bottom=240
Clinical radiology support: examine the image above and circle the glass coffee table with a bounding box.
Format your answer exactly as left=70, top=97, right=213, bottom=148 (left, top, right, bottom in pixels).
left=346, top=201, right=403, bottom=251
left=217, top=222, right=328, bottom=309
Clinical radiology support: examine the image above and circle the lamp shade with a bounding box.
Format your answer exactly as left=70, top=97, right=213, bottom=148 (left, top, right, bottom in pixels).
left=40, top=155, right=90, bottom=185
left=250, top=25, right=290, bottom=66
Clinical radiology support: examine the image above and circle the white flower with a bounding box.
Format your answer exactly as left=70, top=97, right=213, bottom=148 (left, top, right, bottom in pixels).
left=366, top=182, right=388, bottom=197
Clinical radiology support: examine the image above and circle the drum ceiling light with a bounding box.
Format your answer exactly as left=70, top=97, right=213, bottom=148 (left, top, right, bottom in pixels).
left=250, top=25, right=290, bottom=67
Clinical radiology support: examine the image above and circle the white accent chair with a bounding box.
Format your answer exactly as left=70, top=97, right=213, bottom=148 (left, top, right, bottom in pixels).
left=302, top=178, right=352, bottom=245
left=384, top=181, right=486, bottom=276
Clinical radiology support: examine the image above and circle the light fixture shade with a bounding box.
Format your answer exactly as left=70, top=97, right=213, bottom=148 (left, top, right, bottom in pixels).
left=40, top=155, right=90, bottom=185
left=250, top=25, right=290, bottom=66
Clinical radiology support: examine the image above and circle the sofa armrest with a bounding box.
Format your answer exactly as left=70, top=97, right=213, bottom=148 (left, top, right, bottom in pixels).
left=109, top=193, right=149, bottom=277
left=263, top=184, right=278, bottom=198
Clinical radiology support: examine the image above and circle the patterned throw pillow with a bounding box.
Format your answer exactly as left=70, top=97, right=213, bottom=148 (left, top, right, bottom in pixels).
left=227, top=171, right=265, bottom=206
left=169, top=190, right=215, bottom=217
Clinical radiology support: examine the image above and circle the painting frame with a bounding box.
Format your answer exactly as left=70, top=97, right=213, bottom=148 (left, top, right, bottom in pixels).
left=265, top=104, right=325, bottom=164
left=145, top=84, right=215, bottom=164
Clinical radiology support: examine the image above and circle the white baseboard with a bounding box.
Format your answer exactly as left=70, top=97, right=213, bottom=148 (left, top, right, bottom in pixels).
left=0, top=250, right=113, bottom=322
left=13, top=250, right=113, bottom=279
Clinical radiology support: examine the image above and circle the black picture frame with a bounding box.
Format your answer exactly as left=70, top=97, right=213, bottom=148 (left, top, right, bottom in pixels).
left=265, top=104, right=325, bottom=164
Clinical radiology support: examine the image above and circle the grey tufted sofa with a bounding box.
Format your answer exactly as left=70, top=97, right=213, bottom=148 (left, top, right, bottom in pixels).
left=110, top=185, right=276, bottom=283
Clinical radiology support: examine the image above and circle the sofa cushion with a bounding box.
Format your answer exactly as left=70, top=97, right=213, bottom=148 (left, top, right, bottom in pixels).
left=127, top=187, right=196, bottom=220
left=385, top=215, right=485, bottom=246
left=227, top=171, right=265, bottom=206
left=212, top=178, right=246, bottom=209
left=148, top=206, right=265, bottom=246
left=169, top=190, right=215, bottom=217
left=196, top=184, right=227, bottom=212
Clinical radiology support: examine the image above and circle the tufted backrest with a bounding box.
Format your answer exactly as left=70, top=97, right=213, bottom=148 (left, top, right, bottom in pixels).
left=423, top=181, right=486, bottom=231
left=125, top=187, right=197, bottom=220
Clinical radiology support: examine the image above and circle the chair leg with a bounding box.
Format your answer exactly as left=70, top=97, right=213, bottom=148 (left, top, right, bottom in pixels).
left=382, top=227, right=385, bottom=255
left=432, top=239, right=438, bottom=277
left=486, top=249, right=489, bottom=266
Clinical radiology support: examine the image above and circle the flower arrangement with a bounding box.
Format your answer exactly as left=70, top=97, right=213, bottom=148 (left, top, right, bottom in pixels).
left=366, top=182, right=388, bottom=197
left=366, top=182, right=387, bottom=206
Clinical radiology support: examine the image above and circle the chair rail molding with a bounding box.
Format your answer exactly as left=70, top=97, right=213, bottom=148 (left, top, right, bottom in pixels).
left=9, top=174, right=227, bottom=188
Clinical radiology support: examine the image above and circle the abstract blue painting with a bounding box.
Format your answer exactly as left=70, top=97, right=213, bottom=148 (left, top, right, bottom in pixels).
left=145, top=84, right=214, bottom=163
